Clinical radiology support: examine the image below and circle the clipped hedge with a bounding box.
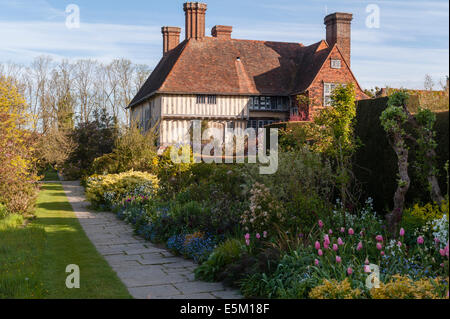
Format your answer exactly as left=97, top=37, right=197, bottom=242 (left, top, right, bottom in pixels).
left=354, top=97, right=449, bottom=212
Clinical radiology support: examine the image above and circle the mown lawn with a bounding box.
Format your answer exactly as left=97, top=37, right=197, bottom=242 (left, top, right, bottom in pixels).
left=0, top=183, right=131, bottom=299
left=39, top=167, right=59, bottom=181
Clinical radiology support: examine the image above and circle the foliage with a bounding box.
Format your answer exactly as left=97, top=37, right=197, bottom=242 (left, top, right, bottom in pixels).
left=35, top=126, right=76, bottom=171
left=85, top=170, right=159, bottom=210
left=309, top=278, right=362, bottom=299
left=167, top=232, right=218, bottom=263
left=313, top=83, right=357, bottom=155
left=195, top=239, right=245, bottom=282
left=90, top=125, right=158, bottom=175
left=401, top=199, right=449, bottom=244
left=240, top=182, right=284, bottom=233
left=0, top=203, right=9, bottom=219
left=0, top=76, right=39, bottom=214
left=312, top=84, right=359, bottom=219
left=370, top=275, right=448, bottom=299
left=155, top=145, right=194, bottom=199
left=63, top=108, right=119, bottom=180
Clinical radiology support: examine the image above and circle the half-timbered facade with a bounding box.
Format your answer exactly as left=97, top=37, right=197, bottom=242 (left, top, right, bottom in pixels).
left=129, top=2, right=367, bottom=147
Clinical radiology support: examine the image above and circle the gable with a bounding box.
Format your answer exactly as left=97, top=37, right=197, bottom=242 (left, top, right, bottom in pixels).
left=307, top=44, right=367, bottom=100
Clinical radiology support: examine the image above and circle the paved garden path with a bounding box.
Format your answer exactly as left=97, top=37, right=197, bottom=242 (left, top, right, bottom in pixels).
left=60, top=181, right=242, bottom=299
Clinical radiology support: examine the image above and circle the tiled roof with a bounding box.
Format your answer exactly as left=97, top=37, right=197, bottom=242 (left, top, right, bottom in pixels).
left=129, top=37, right=333, bottom=108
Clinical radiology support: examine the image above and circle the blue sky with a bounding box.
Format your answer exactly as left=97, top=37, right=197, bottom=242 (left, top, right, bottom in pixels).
left=0, top=0, right=448, bottom=89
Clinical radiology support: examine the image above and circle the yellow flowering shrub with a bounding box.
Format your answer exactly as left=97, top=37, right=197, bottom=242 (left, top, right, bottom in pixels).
left=85, top=171, right=159, bottom=208
left=309, top=278, right=362, bottom=299
left=370, top=275, right=448, bottom=299
left=404, top=200, right=448, bottom=223
left=0, top=76, right=39, bottom=214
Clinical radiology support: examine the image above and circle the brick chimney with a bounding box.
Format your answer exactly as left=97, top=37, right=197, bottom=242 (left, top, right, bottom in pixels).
left=161, top=27, right=181, bottom=55
left=183, top=2, right=207, bottom=40
left=324, top=12, right=353, bottom=66
left=212, top=25, right=232, bottom=39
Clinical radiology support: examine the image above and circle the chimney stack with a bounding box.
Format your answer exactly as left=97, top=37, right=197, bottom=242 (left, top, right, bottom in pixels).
left=212, top=25, right=232, bottom=39
left=324, top=12, right=353, bottom=66
left=183, top=2, right=207, bottom=40
left=161, top=26, right=181, bottom=55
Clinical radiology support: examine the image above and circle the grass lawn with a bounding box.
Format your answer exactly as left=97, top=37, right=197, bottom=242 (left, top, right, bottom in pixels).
left=0, top=183, right=132, bottom=299
left=40, top=167, right=59, bottom=181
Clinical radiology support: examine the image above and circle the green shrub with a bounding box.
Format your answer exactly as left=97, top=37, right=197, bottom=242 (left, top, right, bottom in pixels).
left=90, top=126, right=158, bottom=175
left=401, top=199, right=449, bottom=244
left=85, top=171, right=159, bottom=209
left=240, top=250, right=318, bottom=299
left=0, top=203, right=9, bottom=219
left=195, top=239, right=245, bottom=282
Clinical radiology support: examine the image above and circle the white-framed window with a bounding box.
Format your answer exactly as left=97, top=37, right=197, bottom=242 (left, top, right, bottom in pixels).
left=323, top=83, right=339, bottom=106
left=331, top=59, right=341, bottom=69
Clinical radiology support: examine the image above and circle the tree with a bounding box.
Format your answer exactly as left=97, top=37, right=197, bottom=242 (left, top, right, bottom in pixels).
left=380, top=91, right=444, bottom=235
left=314, top=84, right=358, bottom=212
left=380, top=92, right=411, bottom=235
left=0, top=76, right=39, bottom=214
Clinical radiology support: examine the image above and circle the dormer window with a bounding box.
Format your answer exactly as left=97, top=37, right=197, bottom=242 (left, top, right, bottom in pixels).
left=331, top=59, right=341, bottom=69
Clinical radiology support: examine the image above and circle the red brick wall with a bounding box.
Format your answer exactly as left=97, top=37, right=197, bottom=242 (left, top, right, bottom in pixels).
left=307, top=46, right=367, bottom=118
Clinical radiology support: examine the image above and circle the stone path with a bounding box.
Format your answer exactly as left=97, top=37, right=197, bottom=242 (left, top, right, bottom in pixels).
left=59, top=181, right=241, bottom=299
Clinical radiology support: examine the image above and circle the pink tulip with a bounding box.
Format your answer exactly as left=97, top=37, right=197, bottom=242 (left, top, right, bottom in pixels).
left=263, top=231, right=267, bottom=238
left=399, top=228, right=405, bottom=237
left=381, top=251, right=385, bottom=256
left=318, top=249, right=323, bottom=256
left=357, top=242, right=363, bottom=251
left=360, top=231, right=364, bottom=237
left=324, top=235, right=330, bottom=245
left=318, top=220, right=324, bottom=228
left=348, top=228, right=354, bottom=236
left=340, top=227, right=345, bottom=233
left=338, top=238, right=344, bottom=246
left=364, top=265, right=371, bottom=273
left=365, top=258, right=370, bottom=265
left=245, top=239, right=250, bottom=246
left=417, top=236, right=424, bottom=245
left=315, top=241, right=321, bottom=250
left=329, top=229, right=333, bottom=235
left=336, top=256, right=342, bottom=263
left=333, top=244, right=338, bottom=252
left=256, top=233, right=261, bottom=239
left=347, top=267, right=353, bottom=275
left=397, top=241, right=402, bottom=248
left=324, top=242, right=330, bottom=250
left=376, top=243, right=383, bottom=250
left=245, top=233, right=250, bottom=240
left=440, top=249, right=446, bottom=257
left=376, top=235, right=383, bottom=242
left=314, top=259, right=319, bottom=266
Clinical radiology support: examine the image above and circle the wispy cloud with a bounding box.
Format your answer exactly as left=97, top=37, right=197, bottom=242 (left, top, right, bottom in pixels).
left=0, top=0, right=448, bottom=89
left=0, top=21, right=162, bottom=64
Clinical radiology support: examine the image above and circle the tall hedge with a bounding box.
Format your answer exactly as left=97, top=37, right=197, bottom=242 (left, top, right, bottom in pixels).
left=354, top=97, right=449, bottom=213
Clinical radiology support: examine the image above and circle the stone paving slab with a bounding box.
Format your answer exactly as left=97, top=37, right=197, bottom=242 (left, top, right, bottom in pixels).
left=59, top=181, right=242, bottom=300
